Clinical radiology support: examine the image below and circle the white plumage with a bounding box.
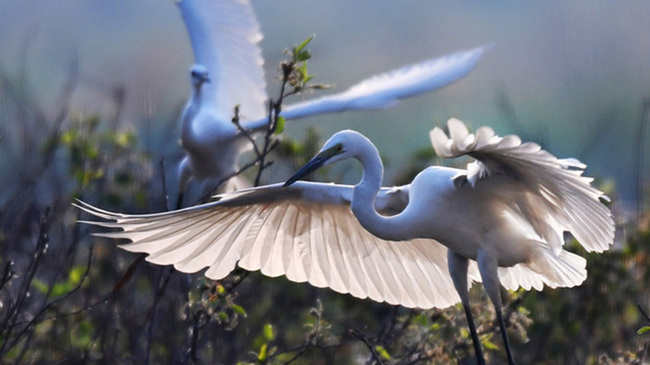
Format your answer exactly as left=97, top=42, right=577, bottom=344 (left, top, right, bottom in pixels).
left=430, top=118, right=612, bottom=255
left=76, top=183, right=468, bottom=310
left=77, top=119, right=614, bottom=364
left=178, top=0, right=267, bottom=123
left=175, top=0, right=487, bottom=197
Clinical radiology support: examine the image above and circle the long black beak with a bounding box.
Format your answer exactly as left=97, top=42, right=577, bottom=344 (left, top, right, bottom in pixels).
left=284, top=154, right=328, bottom=187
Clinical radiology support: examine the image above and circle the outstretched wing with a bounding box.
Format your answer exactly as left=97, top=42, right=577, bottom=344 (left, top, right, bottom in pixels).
left=76, top=182, right=465, bottom=309
left=430, top=118, right=614, bottom=254
left=178, top=0, right=268, bottom=121
left=244, top=46, right=487, bottom=131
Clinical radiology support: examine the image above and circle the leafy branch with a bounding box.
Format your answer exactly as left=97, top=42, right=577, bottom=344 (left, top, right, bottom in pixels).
left=228, top=35, right=327, bottom=187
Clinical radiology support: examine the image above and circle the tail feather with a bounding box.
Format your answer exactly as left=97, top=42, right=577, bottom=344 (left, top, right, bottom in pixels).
left=497, top=241, right=587, bottom=291
left=526, top=244, right=587, bottom=288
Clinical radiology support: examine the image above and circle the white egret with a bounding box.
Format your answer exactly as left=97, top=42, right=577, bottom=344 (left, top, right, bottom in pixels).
left=75, top=119, right=614, bottom=364
left=175, top=0, right=487, bottom=200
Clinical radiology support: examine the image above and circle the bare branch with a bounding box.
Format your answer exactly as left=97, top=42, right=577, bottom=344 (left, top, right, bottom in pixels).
left=349, top=328, right=385, bottom=365
left=232, top=105, right=262, bottom=157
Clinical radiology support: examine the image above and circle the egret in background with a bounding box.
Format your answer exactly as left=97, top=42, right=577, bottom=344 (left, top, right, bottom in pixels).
left=75, top=119, right=614, bottom=364
left=175, top=0, right=487, bottom=202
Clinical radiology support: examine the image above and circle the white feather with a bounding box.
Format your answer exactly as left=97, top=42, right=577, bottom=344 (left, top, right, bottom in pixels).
left=178, top=0, right=268, bottom=121
left=77, top=182, right=466, bottom=309
left=244, top=46, right=487, bottom=131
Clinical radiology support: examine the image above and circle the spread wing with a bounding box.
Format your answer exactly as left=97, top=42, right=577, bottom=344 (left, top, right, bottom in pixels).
left=76, top=182, right=466, bottom=309
left=178, top=0, right=268, bottom=121
left=244, top=46, right=487, bottom=131
left=430, top=118, right=615, bottom=255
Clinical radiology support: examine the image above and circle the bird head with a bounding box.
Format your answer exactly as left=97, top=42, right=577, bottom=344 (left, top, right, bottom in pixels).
left=284, top=130, right=368, bottom=186
left=189, top=64, right=211, bottom=87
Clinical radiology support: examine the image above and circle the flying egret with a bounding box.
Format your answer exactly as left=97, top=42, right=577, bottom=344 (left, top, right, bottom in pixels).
left=74, top=119, right=614, bottom=364
left=175, top=0, right=487, bottom=200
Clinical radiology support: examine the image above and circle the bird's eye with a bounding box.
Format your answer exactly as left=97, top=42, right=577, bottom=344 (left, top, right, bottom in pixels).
left=191, top=71, right=198, bottom=77
left=336, top=145, right=343, bottom=151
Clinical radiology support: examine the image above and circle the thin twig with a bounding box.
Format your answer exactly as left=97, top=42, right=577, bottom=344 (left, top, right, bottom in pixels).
left=269, top=337, right=343, bottom=364
left=638, top=303, right=650, bottom=322
left=12, top=254, right=142, bottom=328
left=231, top=105, right=262, bottom=157
left=281, top=345, right=310, bottom=365
left=0, top=260, right=14, bottom=292
left=197, top=153, right=276, bottom=203
left=254, top=62, right=293, bottom=186
left=0, top=207, right=50, bottom=355
left=4, top=241, right=93, bottom=353
left=144, top=268, right=173, bottom=365
left=349, top=328, right=385, bottom=365
left=183, top=310, right=208, bottom=364
left=160, top=158, right=170, bottom=210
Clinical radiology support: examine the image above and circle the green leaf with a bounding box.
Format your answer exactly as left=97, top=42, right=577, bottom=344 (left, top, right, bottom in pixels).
left=374, top=345, right=391, bottom=360
left=481, top=334, right=500, bottom=351
left=231, top=304, right=248, bottom=318
left=637, top=326, right=650, bottom=335
left=114, top=131, right=135, bottom=148
left=294, top=35, right=314, bottom=54
left=218, top=311, right=229, bottom=322
left=295, top=50, right=311, bottom=62
left=71, top=320, right=94, bottom=348
left=216, top=284, right=225, bottom=295
left=298, top=63, right=308, bottom=79
left=274, top=116, right=285, bottom=135
left=68, top=266, right=86, bottom=285
left=257, top=343, right=268, bottom=361
left=263, top=323, right=275, bottom=341
left=60, top=130, right=78, bottom=145
left=31, top=279, right=49, bottom=294
left=51, top=282, right=72, bottom=298
left=412, top=313, right=428, bottom=326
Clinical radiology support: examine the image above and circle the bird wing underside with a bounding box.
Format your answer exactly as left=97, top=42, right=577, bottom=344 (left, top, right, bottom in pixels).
left=76, top=182, right=466, bottom=309
left=243, top=46, right=487, bottom=131
left=178, top=0, right=268, bottom=121
left=430, top=118, right=614, bottom=254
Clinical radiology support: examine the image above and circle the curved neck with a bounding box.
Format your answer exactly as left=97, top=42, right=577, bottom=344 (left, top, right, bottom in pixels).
left=182, top=83, right=205, bottom=143
left=350, top=138, right=410, bottom=241
left=191, top=81, right=205, bottom=105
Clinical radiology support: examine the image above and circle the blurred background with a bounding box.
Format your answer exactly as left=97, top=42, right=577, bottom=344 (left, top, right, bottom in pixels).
left=0, top=1, right=648, bottom=364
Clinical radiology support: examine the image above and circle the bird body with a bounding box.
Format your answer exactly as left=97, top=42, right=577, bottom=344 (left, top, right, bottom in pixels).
left=174, top=0, right=487, bottom=196
left=77, top=119, right=613, bottom=364
left=282, top=119, right=612, bottom=364
left=180, top=97, right=244, bottom=181
left=401, top=166, right=538, bottom=265
left=78, top=119, right=612, bottom=296
left=298, top=129, right=592, bottom=279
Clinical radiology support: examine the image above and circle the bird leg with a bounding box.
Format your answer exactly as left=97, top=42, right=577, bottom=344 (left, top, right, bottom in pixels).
left=448, top=251, right=486, bottom=365
left=495, top=304, right=515, bottom=365
left=477, top=250, right=516, bottom=365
